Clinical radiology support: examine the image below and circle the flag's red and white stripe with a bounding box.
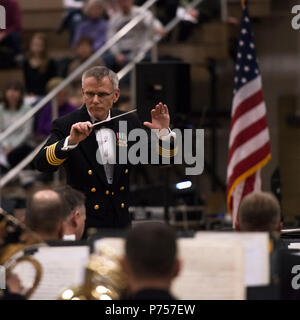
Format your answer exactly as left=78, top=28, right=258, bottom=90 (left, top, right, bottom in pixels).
left=227, top=76, right=271, bottom=228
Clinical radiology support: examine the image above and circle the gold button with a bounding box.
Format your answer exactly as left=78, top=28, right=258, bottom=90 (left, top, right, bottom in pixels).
left=105, top=190, right=110, bottom=195
left=125, top=169, right=128, bottom=174
left=91, top=188, right=96, bottom=193
left=120, top=186, right=125, bottom=191
left=111, top=192, right=114, bottom=196
left=94, top=205, right=99, bottom=210
left=88, top=170, right=93, bottom=175
left=121, top=203, right=125, bottom=208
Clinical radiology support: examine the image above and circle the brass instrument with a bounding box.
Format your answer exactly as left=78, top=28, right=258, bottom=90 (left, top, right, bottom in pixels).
left=0, top=208, right=44, bottom=299
left=1, top=209, right=128, bottom=300
left=59, top=246, right=128, bottom=300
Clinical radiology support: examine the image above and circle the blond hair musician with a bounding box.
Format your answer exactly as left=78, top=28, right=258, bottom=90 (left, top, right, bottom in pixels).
left=236, top=191, right=283, bottom=235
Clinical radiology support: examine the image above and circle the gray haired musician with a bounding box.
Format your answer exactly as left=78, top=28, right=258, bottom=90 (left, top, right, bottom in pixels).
left=34, top=66, right=177, bottom=232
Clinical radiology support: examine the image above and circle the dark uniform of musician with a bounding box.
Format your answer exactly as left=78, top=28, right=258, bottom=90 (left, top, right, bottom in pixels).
left=33, top=66, right=177, bottom=231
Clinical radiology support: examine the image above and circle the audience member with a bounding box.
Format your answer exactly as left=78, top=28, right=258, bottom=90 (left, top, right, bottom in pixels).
left=236, top=192, right=282, bottom=236
left=176, top=0, right=221, bottom=42
left=35, top=77, right=77, bottom=140
left=54, top=185, right=86, bottom=241
left=103, top=0, right=166, bottom=73
left=135, top=0, right=178, bottom=26
left=122, top=222, right=181, bottom=300
left=67, top=36, right=102, bottom=106
left=0, top=0, right=22, bottom=68
left=103, top=0, right=120, bottom=18
left=0, top=81, right=33, bottom=171
left=58, top=0, right=86, bottom=43
left=72, top=0, right=108, bottom=52
left=23, top=33, right=57, bottom=96
left=25, top=190, right=69, bottom=241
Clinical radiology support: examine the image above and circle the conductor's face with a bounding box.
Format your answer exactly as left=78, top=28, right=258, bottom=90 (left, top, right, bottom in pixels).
left=82, top=76, right=120, bottom=121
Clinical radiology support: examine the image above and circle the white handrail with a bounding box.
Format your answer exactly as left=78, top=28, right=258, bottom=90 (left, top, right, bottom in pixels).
left=0, top=0, right=159, bottom=144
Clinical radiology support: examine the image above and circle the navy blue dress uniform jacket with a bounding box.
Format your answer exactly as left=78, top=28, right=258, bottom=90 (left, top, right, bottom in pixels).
left=33, top=105, right=177, bottom=230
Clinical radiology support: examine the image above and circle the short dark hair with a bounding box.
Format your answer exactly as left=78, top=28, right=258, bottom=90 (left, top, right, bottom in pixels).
left=125, top=222, right=177, bottom=279
left=25, top=190, right=69, bottom=235
left=239, top=192, right=281, bottom=232
left=2, top=81, right=25, bottom=110
left=54, top=185, right=86, bottom=213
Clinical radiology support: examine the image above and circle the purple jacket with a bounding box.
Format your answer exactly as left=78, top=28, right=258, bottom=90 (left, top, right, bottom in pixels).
left=72, top=18, right=108, bottom=51
left=36, top=102, right=77, bottom=137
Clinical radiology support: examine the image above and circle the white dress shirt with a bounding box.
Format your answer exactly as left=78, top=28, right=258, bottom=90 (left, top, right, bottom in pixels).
left=61, top=111, right=176, bottom=184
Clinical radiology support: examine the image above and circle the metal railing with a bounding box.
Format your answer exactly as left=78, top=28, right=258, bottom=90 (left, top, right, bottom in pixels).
left=0, top=0, right=159, bottom=145
left=0, top=0, right=206, bottom=188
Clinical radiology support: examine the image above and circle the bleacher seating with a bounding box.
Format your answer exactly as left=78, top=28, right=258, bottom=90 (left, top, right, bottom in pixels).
left=228, top=0, right=271, bottom=19
left=19, top=0, right=69, bottom=50
left=0, top=69, right=24, bottom=92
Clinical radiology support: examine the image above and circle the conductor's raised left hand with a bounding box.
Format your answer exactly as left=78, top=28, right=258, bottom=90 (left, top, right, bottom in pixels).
left=143, top=102, right=170, bottom=131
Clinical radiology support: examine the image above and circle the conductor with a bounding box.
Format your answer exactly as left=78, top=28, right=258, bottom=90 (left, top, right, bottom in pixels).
left=34, top=66, right=177, bottom=232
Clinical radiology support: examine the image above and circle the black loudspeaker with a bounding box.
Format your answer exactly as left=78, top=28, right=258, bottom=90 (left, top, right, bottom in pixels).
left=135, top=62, right=190, bottom=123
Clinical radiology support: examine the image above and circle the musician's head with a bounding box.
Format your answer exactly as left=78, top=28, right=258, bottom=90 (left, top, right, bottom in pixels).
left=54, top=185, right=86, bottom=241
left=25, top=190, right=69, bottom=241
left=237, top=191, right=282, bottom=234
left=122, top=222, right=181, bottom=294
left=82, top=66, right=120, bottom=121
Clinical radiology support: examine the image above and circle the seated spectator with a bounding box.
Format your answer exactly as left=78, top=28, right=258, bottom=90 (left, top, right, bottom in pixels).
left=135, top=0, right=178, bottom=25
left=102, top=0, right=120, bottom=18
left=0, top=81, right=33, bottom=171
left=35, top=77, right=77, bottom=140
left=103, top=0, right=166, bottom=73
left=72, top=0, right=108, bottom=52
left=0, top=0, right=22, bottom=68
left=23, top=33, right=57, bottom=97
left=176, top=0, right=221, bottom=42
left=67, top=36, right=103, bottom=106
left=58, top=0, right=86, bottom=44
left=122, top=222, right=181, bottom=300
left=236, top=192, right=283, bottom=236
left=25, top=190, right=69, bottom=241
left=54, top=185, right=86, bottom=241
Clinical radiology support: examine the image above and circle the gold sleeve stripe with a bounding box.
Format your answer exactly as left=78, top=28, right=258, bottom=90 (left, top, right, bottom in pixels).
left=45, top=142, right=66, bottom=166
left=50, top=144, right=66, bottom=165
left=49, top=144, right=62, bottom=166
left=47, top=145, right=56, bottom=164
left=156, top=144, right=178, bottom=158
left=46, top=144, right=62, bottom=166
left=47, top=144, right=59, bottom=165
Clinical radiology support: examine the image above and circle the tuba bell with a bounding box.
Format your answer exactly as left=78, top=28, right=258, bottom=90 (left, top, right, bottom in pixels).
left=0, top=208, right=44, bottom=299
left=59, top=245, right=128, bottom=300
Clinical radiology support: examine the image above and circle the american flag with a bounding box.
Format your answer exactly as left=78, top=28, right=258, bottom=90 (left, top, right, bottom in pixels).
left=226, top=1, right=271, bottom=228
